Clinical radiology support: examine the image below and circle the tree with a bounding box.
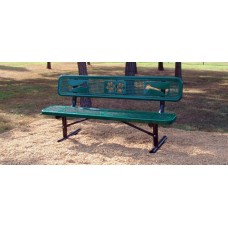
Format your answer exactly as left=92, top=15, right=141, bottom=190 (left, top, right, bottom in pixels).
left=78, top=62, right=88, bottom=75
left=87, top=62, right=91, bottom=65
left=125, top=62, right=137, bottom=76
left=77, top=62, right=92, bottom=107
left=158, top=62, right=164, bottom=71
left=47, top=62, right=51, bottom=69
left=125, top=62, right=136, bottom=94
left=175, top=62, right=182, bottom=78
left=133, top=62, right=138, bottom=74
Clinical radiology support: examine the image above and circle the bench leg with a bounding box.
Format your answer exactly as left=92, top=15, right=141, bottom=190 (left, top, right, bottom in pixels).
left=62, top=117, right=67, bottom=138
left=58, top=117, right=87, bottom=142
left=152, top=124, right=158, bottom=147
left=149, top=124, right=168, bottom=153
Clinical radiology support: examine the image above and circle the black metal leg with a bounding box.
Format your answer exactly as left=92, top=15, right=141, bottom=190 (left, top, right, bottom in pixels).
left=148, top=123, right=168, bottom=153
left=59, top=119, right=168, bottom=152
left=62, top=117, right=67, bottom=138
left=152, top=124, right=158, bottom=147
left=58, top=117, right=87, bottom=142
left=150, top=136, right=168, bottom=153
left=58, top=129, right=81, bottom=142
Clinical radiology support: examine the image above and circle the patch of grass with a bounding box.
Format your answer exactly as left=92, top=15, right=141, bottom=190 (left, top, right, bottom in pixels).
left=0, top=114, right=14, bottom=134
left=173, top=124, right=199, bottom=131
left=0, top=84, right=49, bottom=101
left=0, top=90, right=17, bottom=100
left=0, top=122, right=13, bottom=134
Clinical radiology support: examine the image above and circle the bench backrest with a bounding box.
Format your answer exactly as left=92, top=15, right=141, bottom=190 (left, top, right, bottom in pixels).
left=58, top=75, right=183, bottom=102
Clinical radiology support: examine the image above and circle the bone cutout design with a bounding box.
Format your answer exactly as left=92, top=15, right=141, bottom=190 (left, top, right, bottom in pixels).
left=68, top=79, right=88, bottom=93
left=144, top=81, right=170, bottom=97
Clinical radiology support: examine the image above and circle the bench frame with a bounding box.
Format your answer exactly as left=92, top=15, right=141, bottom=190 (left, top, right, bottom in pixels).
left=43, top=75, right=183, bottom=153
left=58, top=116, right=167, bottom=153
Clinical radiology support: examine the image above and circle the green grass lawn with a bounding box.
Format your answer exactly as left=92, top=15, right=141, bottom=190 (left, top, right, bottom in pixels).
left=0, top=62, right=227, bottom=134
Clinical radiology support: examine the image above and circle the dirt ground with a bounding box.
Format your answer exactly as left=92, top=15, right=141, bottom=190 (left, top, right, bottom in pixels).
left=0, top=117, right=227, bottom=165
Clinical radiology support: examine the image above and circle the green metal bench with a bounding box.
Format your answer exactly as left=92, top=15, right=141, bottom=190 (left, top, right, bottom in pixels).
left=42, top=75, right=183, bottom=153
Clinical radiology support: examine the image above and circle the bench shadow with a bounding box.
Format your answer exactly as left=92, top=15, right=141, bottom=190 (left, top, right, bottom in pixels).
left=64, top=120, right=150, bottom=157
left=66, top=137, right=227, bottom=165
left=62, top=119, right=228, bottom=164
left=68, top=138, right=150, bottom=160
left=66, top=129, right=227, bottom=165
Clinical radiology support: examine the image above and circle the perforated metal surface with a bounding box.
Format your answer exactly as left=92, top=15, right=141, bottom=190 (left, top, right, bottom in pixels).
left=42, top=105, right=176, bottom=124
left=58, top=75, right=183, bottom=102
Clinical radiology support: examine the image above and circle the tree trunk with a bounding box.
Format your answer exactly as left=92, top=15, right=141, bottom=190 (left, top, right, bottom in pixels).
left=125, top=62, right=136, bottom=76
left=47, top=62, right=51, bottom=69
left=78, top=62, right=88, bottom=75
left=125, top=62, right=136, bottom=94
left=158, top=62, right=164, bottom=71
left=175, top=62, right=182, bottom=79
left=133, top=62, right=138, bottom=74
left=77, top=62, right=92, bottom=107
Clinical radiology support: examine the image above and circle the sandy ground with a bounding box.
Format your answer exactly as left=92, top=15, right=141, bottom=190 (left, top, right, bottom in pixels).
left=0, top=117, right=228, bottom=165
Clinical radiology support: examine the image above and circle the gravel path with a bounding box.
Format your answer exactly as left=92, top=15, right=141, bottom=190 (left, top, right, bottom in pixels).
left=0, top=118, right=227, bottom=165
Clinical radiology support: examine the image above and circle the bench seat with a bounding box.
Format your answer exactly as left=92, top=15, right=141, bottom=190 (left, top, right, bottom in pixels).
left=42, top=105, right=176, bottom=124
